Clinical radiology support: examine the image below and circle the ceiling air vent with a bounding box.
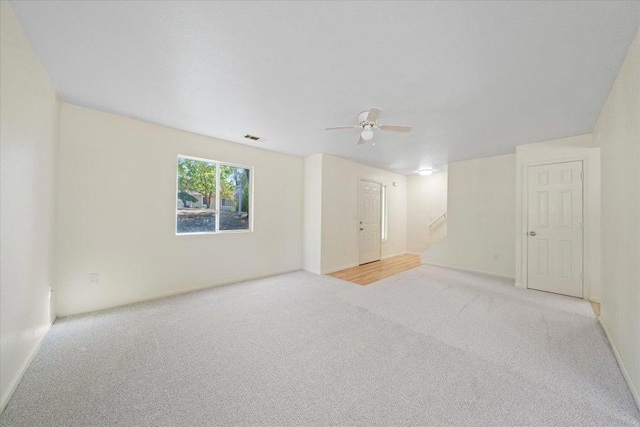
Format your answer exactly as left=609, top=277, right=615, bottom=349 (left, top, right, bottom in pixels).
left=244, top=134, right=264, bottom=142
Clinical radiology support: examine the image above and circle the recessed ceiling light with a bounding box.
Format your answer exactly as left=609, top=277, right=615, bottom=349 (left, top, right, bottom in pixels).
left=418, top=168, right=434, bottom=176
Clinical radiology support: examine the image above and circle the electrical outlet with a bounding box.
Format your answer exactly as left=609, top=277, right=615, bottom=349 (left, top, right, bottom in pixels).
left=88, top=273, right=99, bottom=285
left=493, top=254, right=500, bottom=261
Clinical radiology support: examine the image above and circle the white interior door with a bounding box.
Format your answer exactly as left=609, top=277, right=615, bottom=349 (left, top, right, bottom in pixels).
left=527, top=161, right=583, bottom=297
left=359, top=180, right=382, bottom=265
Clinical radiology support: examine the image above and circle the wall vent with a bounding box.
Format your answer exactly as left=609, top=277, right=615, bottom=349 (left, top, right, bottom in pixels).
left=244, top=134, right=264, bottom=142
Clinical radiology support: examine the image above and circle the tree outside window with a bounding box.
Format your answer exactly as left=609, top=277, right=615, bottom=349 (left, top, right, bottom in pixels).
left=176, top=156, right=251, bottom=234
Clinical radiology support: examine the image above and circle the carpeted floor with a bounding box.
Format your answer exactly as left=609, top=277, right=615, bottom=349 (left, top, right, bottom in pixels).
left=1, top=265, right=639, bottom=426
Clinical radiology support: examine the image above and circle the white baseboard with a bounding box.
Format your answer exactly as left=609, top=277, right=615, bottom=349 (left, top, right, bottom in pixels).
left=420, top=261, right=516, bottom=281
left=302, top=267, right=321, bottom=275
left=598, top=317, right=640, bottom=411
left=58, top=268, right=303, bottom=317
left=322, top=252, right=412, bottom=275
left=322, top=263, right=358, bottom=275
left=381, top=251, right=408, bottom=260
left=1, top=321, right=53, bottom=414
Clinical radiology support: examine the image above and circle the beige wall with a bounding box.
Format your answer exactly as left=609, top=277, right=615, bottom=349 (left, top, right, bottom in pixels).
left=514, top=134, right=601, bottom=301
left=303, top=154, right=322, bottom=274
left=593, top=30, right=640, bottom=405
left=0, top=1, right=59, bottom=411
left=422, top=154, right=517, bottom=278
left=406, top=172, right=448, bottom=254
left=2, top=0, right=636, bottom=408
left=56, top=104, right=303, bottom=316
left=319, top=154, right=407, bottom=274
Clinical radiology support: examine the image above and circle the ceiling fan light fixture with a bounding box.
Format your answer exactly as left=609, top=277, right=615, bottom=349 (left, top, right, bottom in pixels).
left=361, top=128, right=375, bottom=141
left=326, top=108, right=411, bottom=145
left=418, top=168, right=434, bottom=176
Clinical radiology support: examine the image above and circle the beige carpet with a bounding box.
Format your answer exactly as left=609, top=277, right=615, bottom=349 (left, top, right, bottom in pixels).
left=1, top=265, right=639, bottom=426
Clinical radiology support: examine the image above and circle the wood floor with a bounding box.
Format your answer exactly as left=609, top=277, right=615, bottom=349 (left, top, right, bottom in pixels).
left=328, top=253, right=421, bottom=285
left=330, top=255, right=604, bottom=319
left=591, top=301, right=601, bottom=317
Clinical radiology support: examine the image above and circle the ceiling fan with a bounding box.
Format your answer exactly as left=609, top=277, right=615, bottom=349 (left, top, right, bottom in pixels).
left=326, top=107, right=412, bottom=144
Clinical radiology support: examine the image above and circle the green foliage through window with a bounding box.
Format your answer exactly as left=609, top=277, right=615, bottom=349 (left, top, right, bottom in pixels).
left=176, top=156, right=251, bottom=234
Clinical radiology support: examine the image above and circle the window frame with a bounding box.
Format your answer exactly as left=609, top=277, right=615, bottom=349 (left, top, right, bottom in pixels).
left=175, top=154, right=254, bottom=236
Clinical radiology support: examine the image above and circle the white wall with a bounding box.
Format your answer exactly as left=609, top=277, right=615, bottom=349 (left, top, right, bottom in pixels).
left=56, top=104, right=303, bottom=316
left=0, top=1, right=59, bottom=411
left=406, top=172, right=448, bottom=254
left=422, top=154, right=516, bottom=278
left=592, top=30, right=640, bottom=406
left=320, top=154, right=407, bottom=274
left=303, top=154, right=322, bottom=274
left=514, top=134, right=601, bottom=301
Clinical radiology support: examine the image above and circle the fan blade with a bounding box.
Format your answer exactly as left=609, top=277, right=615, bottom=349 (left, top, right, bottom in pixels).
left=366, top=107, right=382, bottom=123
left=379, top=124, right=412, bottom=133
left=357, top=135, right=366, bottom=145
left=326, top=125, right=359, bottom=130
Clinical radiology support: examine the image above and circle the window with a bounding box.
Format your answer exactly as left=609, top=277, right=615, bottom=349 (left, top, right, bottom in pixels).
left=381, top=185, right=388, bottom=241
left=176, top=155, right=252, bottom=234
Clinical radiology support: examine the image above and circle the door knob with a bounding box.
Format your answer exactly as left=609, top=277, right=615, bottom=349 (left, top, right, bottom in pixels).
left=360, top=228, right=364, bottom=231
left=529, top=231, right=537, bottom=236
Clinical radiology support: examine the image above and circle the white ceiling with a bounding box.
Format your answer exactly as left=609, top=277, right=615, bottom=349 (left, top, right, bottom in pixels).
left=10, top=1, right=640, bottom=175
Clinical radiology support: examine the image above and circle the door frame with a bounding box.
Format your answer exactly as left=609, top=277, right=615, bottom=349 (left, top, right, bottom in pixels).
left=357, top=178, right=383, bottom=265
left=520, top=156, right=591, bottom=299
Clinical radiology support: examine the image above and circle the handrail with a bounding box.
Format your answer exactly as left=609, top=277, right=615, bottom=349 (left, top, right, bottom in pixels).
left=429, top=212, right=447, bottom=228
